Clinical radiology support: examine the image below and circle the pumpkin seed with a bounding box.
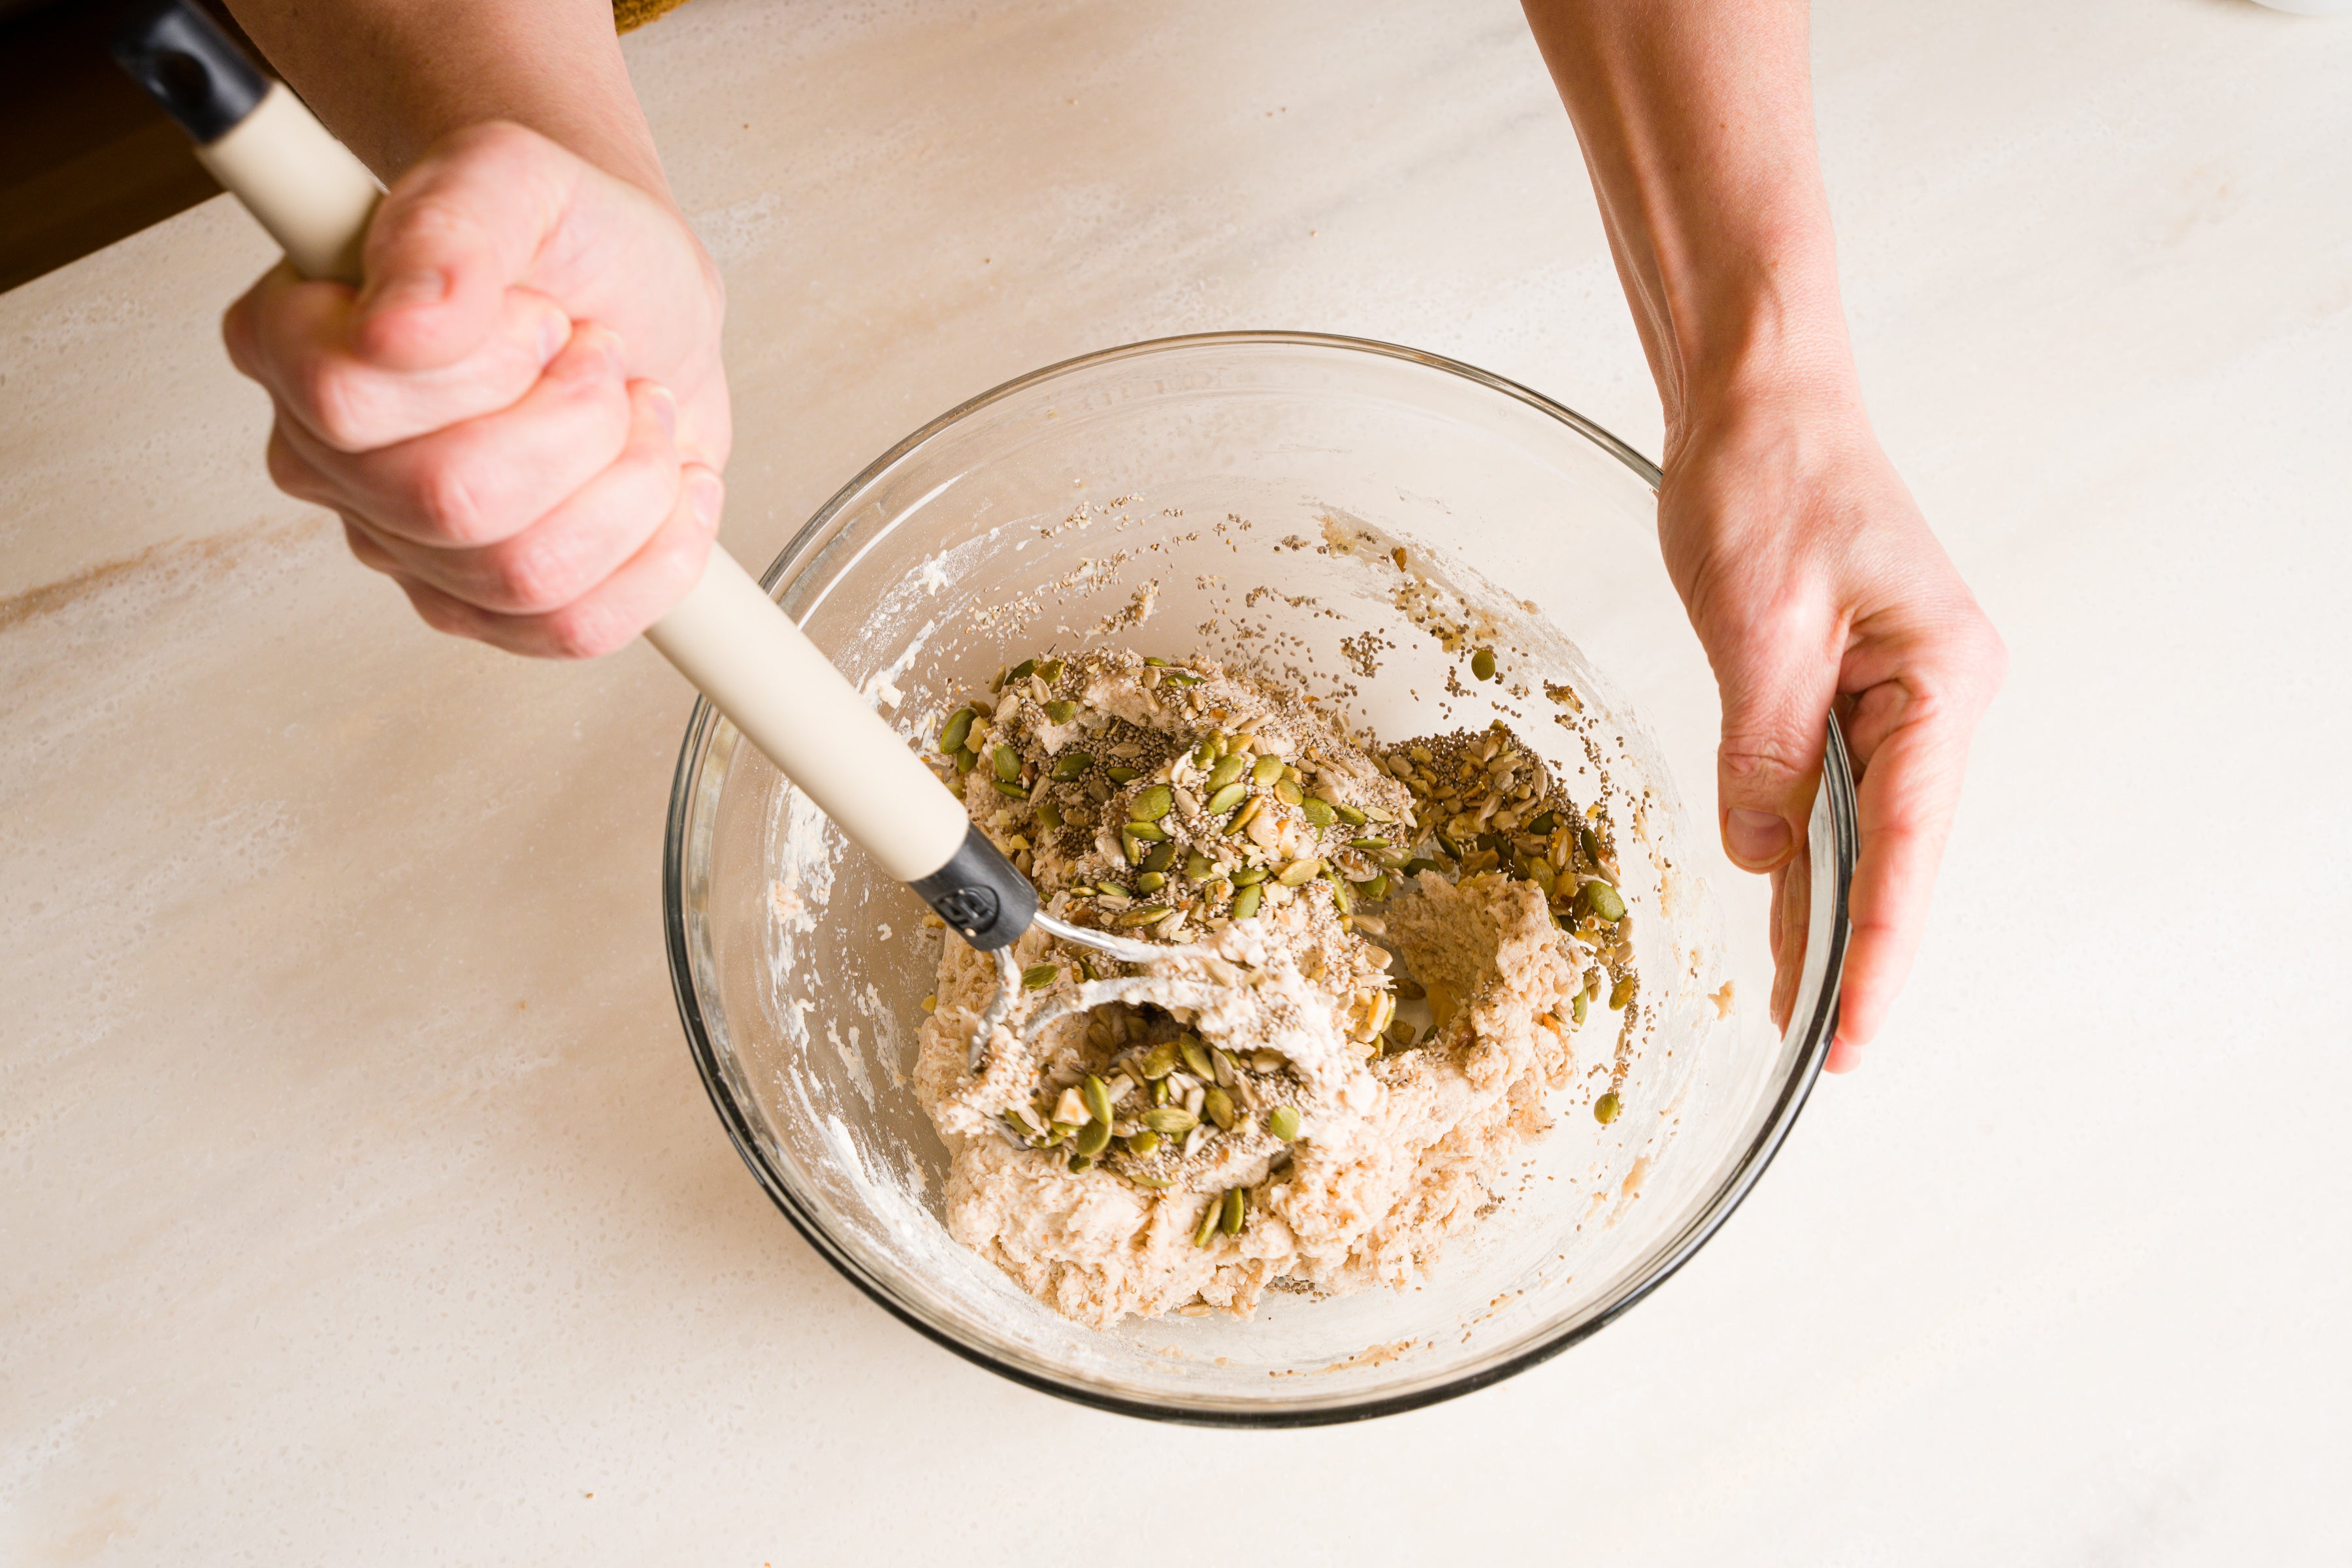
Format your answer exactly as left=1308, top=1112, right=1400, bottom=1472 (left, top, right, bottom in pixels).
left=1135, top=871, right=1167, bottom=893
left=1204, top=781, right=1249, bottom=815
left=1471, top=647, right=1497, bottom=681
left=1129, top=1171, right=1175, bottom=1190
left=1183, top=849, right=1214, bottom=881
left=1039, top=659, right=1064, bottom=683
left=1528, top=809, right=1558, bottom=836
left=1347, top=837, right=1389, bottom=854
left=1334, top=802, right=1366, bottom=825
left=1021, top=964, right=1058, bottom=990
left=1593, top=1091, right=1622, bottom=1124
left=1274, top=779, right=1303, bottom=807
left=1571, top=988, right=1588, bottom=1024
left=989, top=744, right=1021, bottom=782
left=1277, top=857, right=1323, bottom=887
left=1141, top=841, right=1178, bottom=874
left=955, top=747, right=978, bottom=775
left=1008, top=658, right=1037, bottom=683
left=1207, top=753, right=1249, bottom=790
left=1579, top=881, right=1627, bottom=923
left=1117, top=904, right=1172, bottom=927
left=1300, top=798, right=1337, bottom=828
left=1139, top=1040, right=1180, bottom=1079
left=938, top=708, right=975, bottom=755
left=1045, top=699, right=1078, bottom=724
left=1097, top=880, right=1133, bottom=900
left=992, top=779, right=1029, bottom=799
left=1220, top=1187, right=1247, bottom=1235
left=1230, top=865, right=1269, bottom=886
left=1105, top=766, right=1143, bottom=783
left=1231, top=884, right=1264, bottom=919
left=1073, top=1116, right=1111, bottom=1157
left=1052, top=751, right=1093, bottom=782
left=1143, top=1107, right=1199, bottom=1136
left=1125, top=1128, right=1162, bottom=1157
left=1328, top=875, right=1352, bottom=915
left=1152, top=1077, right=1172, bottom=1107
left=1179, top=1037, right=1214, bottom=1080
left=1127, top=821, right=1169, bottom=843
left=1251, top=755, right=1284, bottom=787
left=1224, top=797, right=1263, bottom=836
left=1250, top=1049, right=1288, bottom=1073
left=1130, top=784, right=1173, bottom=823
left=1193, top=1199, right=1221, bottom=1248
left=1353, top=875, right=1388, bottom=902
left=1067, top=1152, right=1093, bottom=1173
left=1083, top=1074, right=1114, bottom=1124
left=1268, top=1106, right=1301, bottom=1141
left=1203, top=1086, right=1236, bottom=1132
left=1609, top=975, right=1637, bottom=1010
left=1580, top=826, right=1605, bottom=868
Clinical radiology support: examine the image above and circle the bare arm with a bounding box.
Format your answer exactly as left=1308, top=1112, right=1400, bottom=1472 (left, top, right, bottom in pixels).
left=218, top=0, right=730, bottom=657
left=225, top=0, right=665, bottom=193
left=1523, top=0, right=2006, bottom=1068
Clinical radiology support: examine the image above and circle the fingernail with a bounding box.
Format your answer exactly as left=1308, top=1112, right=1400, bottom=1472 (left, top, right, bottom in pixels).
left=1726, top=808, right=1791, bottom=868
left=687, top=472, right=724, bottom=531
left=363, top=269, right=448, bottom=316
left=647, top=385, right=679, bottom=440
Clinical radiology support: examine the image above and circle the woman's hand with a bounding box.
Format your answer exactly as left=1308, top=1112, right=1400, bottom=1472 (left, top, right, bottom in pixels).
left=1659, top=384, right=2006, bottom=1070
left=223, top=120, right=731, bottom=658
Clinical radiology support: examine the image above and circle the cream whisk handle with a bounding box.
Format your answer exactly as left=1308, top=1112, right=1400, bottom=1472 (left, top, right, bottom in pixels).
left=116, top=0, right=1039, bottom=945
left=644, top=551, right=968, bottom=882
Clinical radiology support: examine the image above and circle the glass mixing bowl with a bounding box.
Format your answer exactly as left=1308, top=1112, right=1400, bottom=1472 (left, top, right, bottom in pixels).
left=662, top=333, right=1854, bottom=1425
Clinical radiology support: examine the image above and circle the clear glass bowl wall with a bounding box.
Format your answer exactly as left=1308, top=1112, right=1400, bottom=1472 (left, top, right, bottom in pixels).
left=664, top=335, right=1852, bottom=1424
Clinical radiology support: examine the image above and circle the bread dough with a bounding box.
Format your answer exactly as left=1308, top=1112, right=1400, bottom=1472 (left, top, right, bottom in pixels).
left=913, top=651, right=1627, bottom=1330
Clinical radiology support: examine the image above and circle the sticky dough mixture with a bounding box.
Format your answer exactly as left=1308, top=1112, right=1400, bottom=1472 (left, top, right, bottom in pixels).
left=913, top=649, right=1635, bottom=1330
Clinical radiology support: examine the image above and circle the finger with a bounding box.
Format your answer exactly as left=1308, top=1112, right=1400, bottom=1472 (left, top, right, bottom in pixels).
left=1710, top=611, right=1840, bottom=874
left=1831, top=691, right=1977, bottom=1055
left=350, top=380, right=688, bottom=613
left=391, top=464, right=723, bottom=659
left=348, top=122, right=586, bottom=372
left=274, top=325, right=632, bottom=547
left=231, top=262, right=570, bottom=454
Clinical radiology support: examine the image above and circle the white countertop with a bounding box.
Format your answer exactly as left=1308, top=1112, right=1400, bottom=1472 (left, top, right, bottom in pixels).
left=5, top=0, right=2347, bottom=1560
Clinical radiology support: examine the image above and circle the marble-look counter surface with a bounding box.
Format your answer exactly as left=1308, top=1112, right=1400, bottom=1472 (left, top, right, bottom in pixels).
left=5, top=1, right=2347, bottom=1560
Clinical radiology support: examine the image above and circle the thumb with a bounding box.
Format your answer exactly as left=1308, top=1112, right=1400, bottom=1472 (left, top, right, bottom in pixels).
left=1712, top=636, right=1837, bottom=874
left=350, top=122, right=583, bottom=372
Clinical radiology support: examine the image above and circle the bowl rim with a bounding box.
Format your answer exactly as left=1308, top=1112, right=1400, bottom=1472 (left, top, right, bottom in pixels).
left=662, top=329, right=1854, bottom=1427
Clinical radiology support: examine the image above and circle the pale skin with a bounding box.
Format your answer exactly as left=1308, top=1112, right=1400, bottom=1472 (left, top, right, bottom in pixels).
left=221, top=0, right=2002, bottom=1070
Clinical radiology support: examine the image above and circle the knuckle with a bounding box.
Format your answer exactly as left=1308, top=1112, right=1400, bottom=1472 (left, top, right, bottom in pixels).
left=540, top=602, right=629, bottom=661
left=482, top=536, right=579, bottom=615
left=411, top=461, right=489, bottom=543
left=1718, top=730, right=1814, bottom=789
left=299, top=359, right=377, bottom=450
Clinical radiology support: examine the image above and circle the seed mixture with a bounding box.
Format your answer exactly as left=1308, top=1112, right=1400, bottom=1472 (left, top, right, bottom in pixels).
left=911, top=649, right=1639, bottom=1330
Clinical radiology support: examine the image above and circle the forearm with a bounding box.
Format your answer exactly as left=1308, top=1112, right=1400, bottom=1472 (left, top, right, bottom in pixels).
left=223, top=0, right=668, bottom=198
left=1521, top=0, right=1856, bottom=449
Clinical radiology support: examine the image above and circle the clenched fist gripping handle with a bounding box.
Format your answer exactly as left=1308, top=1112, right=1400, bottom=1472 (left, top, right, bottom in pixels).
left=114, top=0, right=1034, bottom=949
